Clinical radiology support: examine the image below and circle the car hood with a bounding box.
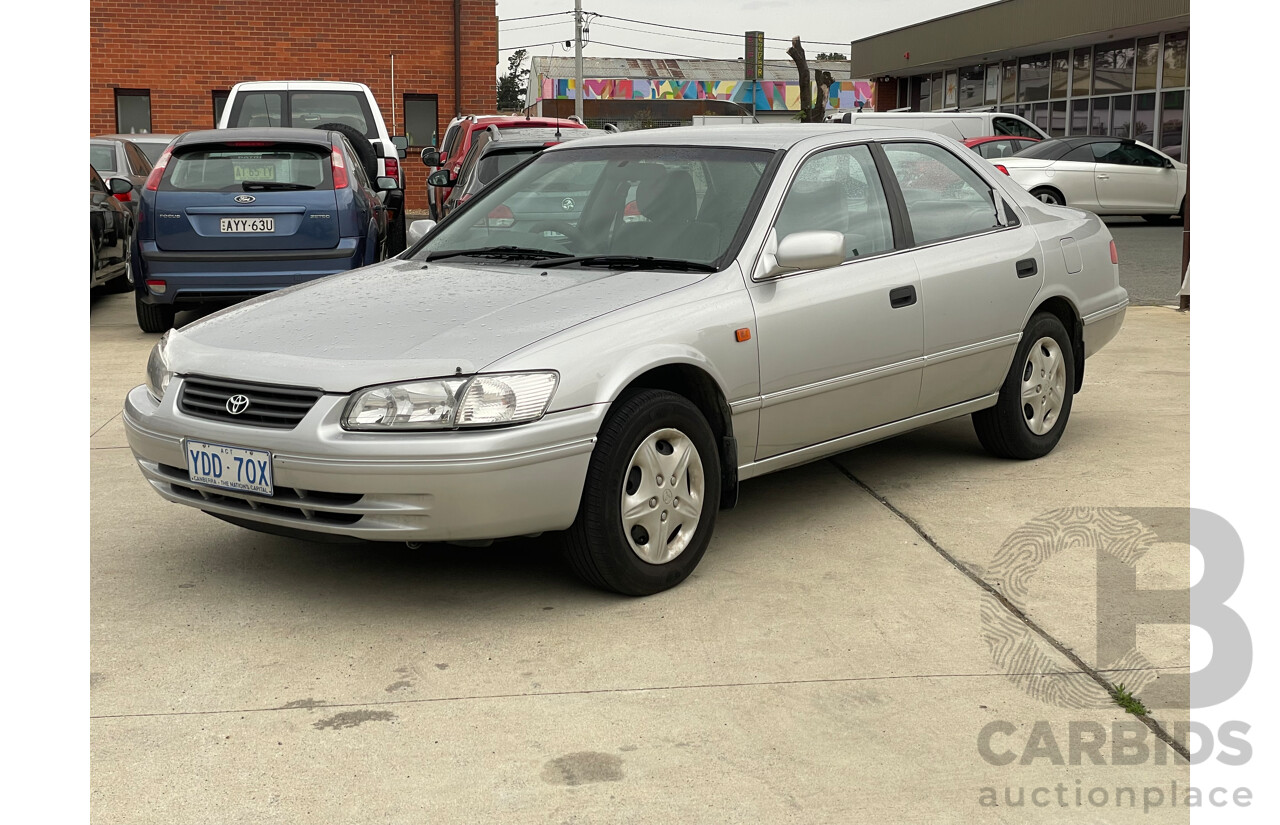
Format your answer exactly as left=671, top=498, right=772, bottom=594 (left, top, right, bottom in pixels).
left=166, top=257, right=706, bottom=392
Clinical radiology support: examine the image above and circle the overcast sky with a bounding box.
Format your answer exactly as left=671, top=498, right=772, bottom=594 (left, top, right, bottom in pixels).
left=494, top=0, right=996, bottom=73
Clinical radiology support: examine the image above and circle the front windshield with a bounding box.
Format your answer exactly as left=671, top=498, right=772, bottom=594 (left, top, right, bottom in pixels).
left=414, top=145, right=777, bottom=267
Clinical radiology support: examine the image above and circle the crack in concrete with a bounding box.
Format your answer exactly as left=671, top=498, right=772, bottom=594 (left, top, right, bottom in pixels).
left=828, top=458, right=1192, bottom=763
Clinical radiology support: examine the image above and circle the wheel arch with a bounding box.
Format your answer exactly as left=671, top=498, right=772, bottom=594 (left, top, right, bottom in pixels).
left=1029, top=184, right=1066, bottom=205
left=1030, top=294, right=1085, bottom=393
left=609, top=362, right=739, bottom=510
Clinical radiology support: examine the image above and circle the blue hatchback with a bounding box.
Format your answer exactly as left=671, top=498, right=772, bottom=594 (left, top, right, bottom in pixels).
left=132, top=127, right=394, bottom=332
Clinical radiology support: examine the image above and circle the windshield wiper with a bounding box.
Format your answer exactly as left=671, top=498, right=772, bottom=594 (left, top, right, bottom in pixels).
left=241, top=182, right=315, bottom=191
left=541, top=255, right=717, bottom=272
left=424, top=246, right=565, bottom=262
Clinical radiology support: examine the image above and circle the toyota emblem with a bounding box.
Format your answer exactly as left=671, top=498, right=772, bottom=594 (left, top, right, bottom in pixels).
left=561, top=197, right=575, bottom=211
left=234, top=195, right=256, bottom=204
left=225, top=394, right=251, bottom=415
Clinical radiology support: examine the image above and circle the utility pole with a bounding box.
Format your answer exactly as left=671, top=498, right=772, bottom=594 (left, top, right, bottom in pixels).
left=574, top=0, right=584, bottom=121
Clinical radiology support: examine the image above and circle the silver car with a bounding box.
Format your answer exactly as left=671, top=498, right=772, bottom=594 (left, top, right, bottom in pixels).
left=995, top=135, right=1187, bottom=223
left=124, top=126, right=1128, bottom=595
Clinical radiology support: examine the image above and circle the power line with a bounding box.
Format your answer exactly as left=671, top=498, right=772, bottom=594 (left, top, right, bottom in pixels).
left=501, top=11, right=574, bottom=23
left=501, top=20, right=574, bottom=33
left=589, top=12, right=852, bottom=48
left=499, top=40, right=573, bottom=53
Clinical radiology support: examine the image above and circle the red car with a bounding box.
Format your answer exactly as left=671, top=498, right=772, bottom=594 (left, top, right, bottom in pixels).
left=422, top=115, right=589, bottom=218
left=963, top=135, right=1040, bottom=160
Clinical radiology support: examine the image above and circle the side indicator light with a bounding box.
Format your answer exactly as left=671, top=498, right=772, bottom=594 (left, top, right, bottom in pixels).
left=735, top=328, right=751, bottom=343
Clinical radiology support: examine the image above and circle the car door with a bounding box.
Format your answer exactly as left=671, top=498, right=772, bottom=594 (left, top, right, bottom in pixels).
left=749, top=143, right=924, bottom=460
left=1094, top=142, right=1181, bottom=213
left=89, top=166, right=126, bottom=273
left=1044, top=142, right=1105, bottom=209
left=879, top=141, right=1044, bottom=414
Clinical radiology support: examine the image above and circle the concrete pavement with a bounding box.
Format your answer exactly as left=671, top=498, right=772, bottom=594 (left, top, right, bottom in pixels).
left=91, top=295, right=1191, bottom=824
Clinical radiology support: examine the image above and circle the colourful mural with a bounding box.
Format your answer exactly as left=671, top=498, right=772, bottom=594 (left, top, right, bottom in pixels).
left=537, top=77, right=873, bottom=112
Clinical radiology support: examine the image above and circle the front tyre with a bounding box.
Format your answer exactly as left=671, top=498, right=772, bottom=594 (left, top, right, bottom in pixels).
left=972, top=312, right=1076, bottom=460
left=565, top=390, right=721, bottom=596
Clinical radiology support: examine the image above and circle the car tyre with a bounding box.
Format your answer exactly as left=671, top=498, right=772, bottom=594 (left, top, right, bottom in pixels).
left=386, top=208, right=407, bottom=256
left=1030, top=187, right=1065, bottom=206
left=565, top=390, right=721, bottom=596
left=135, top=290, right=176, bottom=334
left=314, top=122, right=379, bottom=182
left=972, top=312, right=1076, bottom=460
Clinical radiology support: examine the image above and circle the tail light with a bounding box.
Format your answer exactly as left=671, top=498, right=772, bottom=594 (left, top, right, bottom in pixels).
left=1110, top=240, right=1118, bottom=264
left=113, top=190, right=132, bottom=203
left=383, top=157, right=399, bottom=181
left=331, top=146, right=349, bottom=189
left=487, top=204, right=514, bottom=228
left=994, top=164, right=1010, bottom=176
left=144, top=148, right=172, bottom=191
left=623, top=200, right=641, bottom=222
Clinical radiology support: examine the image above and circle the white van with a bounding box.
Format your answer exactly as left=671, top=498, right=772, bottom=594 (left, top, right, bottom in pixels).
left=825, top=110, right=1049, bottom=140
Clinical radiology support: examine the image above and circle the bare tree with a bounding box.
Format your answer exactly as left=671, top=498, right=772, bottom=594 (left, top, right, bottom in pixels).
left=787, top=37, right=835, bottom=123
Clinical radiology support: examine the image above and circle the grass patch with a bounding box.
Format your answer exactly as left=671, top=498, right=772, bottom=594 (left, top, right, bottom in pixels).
left=1109, top=683, right=1149, bottom=716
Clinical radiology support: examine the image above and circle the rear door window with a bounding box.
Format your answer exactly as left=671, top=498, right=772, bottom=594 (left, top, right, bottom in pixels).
left=161, top=144, right=333, bottom=191
left=882, top=142, right=1001, bottom=245
left=993, top=116, right=1038, bottom=137
left=90, top=144, right=117, bottom=174
left=125, top=142, right=152, bottom=175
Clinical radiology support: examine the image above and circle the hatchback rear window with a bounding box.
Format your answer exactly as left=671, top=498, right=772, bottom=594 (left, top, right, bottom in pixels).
left=90, top=144, right=117, bottom=173
left=161, top=143, right=333, bottom=192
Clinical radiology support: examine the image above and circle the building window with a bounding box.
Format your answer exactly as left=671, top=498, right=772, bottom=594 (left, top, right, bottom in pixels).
left=1111, top=95, right=1133, bottom=138
left=1160, top=90, right=1185, bottom=160
left=212, top=90, right=229, bottom=127
left=944, top=71, right=958, bottom=108
left=1031, top=102, right=1049, bottom=134
left=1050, top=100, right=1067, bottom=137
left=1163, top=32, right=1188, bottom=87
left=1093, top=41, right=1136, bottom=94
left=1050, top=52, right=1069, bottom=98
left=1071, top=48, right=1091, bottom=97
left=1017, top=53, right=1050, bottom=102
left=985, top=65, right=999, bottom=104
left=931, top=72, right=943, bottom=110
left=115, top=89, right=151, bottom=134
left=1071, top=98, right=1089, bottom=134
left=1000, top=62, right=1017, bottom=104
left=404, top=94, right=439, bottom=148
left=1135, top=37, right=1160, bottom=91
left=1133, top=92, right=1157, bottom=144
left=958, top=66, right=984, bottom=109
left=1090, top=98, right=1110, bottom=134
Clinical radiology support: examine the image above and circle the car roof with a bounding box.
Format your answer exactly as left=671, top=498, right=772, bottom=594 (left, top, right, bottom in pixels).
left=230, top=80, right=369, bottom=92
left=96, top=133, right=178, bottom=143
left=539, top=124, right=959, bottom=153
left=173, top=127, right=337, bottom=147
left=90, top=136, right=135, bottom=147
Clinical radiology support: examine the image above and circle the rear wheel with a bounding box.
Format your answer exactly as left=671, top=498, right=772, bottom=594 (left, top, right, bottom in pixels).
left=1031, top=187, right=1065, bottom=206
left=972, top=312, right=1076, bottom=460
left=564, top=390, right=720, bottom=596
left=135, top=290, right=175, bottom=333
left=314, top=122, right=378, bottom=182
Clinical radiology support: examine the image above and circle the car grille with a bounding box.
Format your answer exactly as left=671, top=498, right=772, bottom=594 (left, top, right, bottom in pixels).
left=178, top=375, right=323, bottom=429
left=156, top=463, right=364, bottom=525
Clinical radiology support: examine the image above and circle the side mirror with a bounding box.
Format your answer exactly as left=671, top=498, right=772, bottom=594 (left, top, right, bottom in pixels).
left=421, top=148, right=442, bottom=167
left=108, top=177, right=133, bottom=196
left=427, top=169, right=454, bottom=187
left=392, top=136, right=408, bottom=159
left=375, top=176, right=400, bottom=191
left=773, top=231, right=845, bottom=273
left=407, top=219, right=437, bottom=246
left=1163, top=158, right=1175, bottom=169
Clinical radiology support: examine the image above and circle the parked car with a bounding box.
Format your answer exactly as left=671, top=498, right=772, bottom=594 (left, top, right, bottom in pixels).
left=90, top=165, right=134, bottom=291
left=97, top=133, right=179, bottom=165
left=435, top=127, right=615, bottom=219
left=423, top=115, right=589, bottom=219
left=826, top=111, right=1050, bottom=140
left=124, top=125, right=1127, bottom=596
left=963, top=135, right=1040, bottom=159
left=130, top=127, right=397, bottom=333
left=994, top=135, right=1187, bottom=222
left=90, top=136, right=153, bottom=217
left=218, top=81, right=408, bottom=253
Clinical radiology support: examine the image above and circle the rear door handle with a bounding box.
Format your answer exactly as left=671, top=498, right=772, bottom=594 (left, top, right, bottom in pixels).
left=1016, top=258, right=1038, bottom=278
left=889, top=285, right=917, bottom=308
left=1096, top=174, right=1110, bottom=180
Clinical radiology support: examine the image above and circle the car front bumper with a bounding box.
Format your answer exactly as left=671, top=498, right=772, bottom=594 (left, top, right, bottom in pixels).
left=123, top=380, right=601, bottom=542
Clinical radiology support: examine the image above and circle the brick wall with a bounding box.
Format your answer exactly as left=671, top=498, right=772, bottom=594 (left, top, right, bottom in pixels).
left=90, top=0, right=498, bottom=210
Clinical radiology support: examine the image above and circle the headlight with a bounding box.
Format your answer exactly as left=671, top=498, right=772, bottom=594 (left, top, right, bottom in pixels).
left=145, top=331, right=172, bottom=402
left=342, top=372, right=559, bottom=430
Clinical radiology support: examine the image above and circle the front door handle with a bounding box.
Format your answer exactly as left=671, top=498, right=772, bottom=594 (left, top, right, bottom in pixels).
left=1016, top=258, right=1038, bottom=278
left=889, top=285, right=917, bottom=308
left=1096, top=174, right=1110, bottom=180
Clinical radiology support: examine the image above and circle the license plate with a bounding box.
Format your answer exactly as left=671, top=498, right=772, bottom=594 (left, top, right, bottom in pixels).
left=220, top=217, right=275, bottom=233
left=185, top=439, right=274, bottom=496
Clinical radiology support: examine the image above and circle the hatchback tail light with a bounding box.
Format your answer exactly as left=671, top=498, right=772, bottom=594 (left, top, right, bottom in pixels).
left=994, top=164, right=1010, bottom=176
left=384, top=157, right=399, bottom=181
left=487, top=204, right=515, bottom=228
left=144, top=148, right=172, bottom=191
left=1110, top=240, right=1118, bottom=264
left=331, top=146, right=349, bottom=189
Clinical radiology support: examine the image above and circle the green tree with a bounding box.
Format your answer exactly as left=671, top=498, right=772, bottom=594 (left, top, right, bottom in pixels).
left=497, top=49, right=530, bottom=110
left=815, top=52, right=847, bottom=61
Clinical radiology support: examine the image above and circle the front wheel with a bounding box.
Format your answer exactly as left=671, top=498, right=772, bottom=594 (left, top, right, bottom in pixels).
left=972, top=312, right=1076, bottom=460
left=564, top=390, right=721, bottom=595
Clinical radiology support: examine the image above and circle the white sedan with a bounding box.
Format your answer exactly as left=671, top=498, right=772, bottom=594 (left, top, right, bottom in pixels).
left=995, top=136, right=1187, bottom=223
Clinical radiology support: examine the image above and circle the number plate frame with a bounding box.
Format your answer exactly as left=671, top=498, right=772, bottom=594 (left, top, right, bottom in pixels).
left=220, top=217, right=275, bottom=233
left=184, top=439, right=274, bottom=496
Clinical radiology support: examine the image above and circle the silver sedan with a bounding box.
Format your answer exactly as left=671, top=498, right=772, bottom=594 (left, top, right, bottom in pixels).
left=995, top=135, right=1187, bottom=223
left=124, top=125, right=1128, bottom=595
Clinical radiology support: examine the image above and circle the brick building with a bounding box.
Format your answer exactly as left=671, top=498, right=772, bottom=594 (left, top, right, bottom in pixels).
left=90, top=0, right=498, bottom=210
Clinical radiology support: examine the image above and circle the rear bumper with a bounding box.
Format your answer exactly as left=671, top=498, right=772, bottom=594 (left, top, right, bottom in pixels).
left=138, top=239, right=362, bottom=305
